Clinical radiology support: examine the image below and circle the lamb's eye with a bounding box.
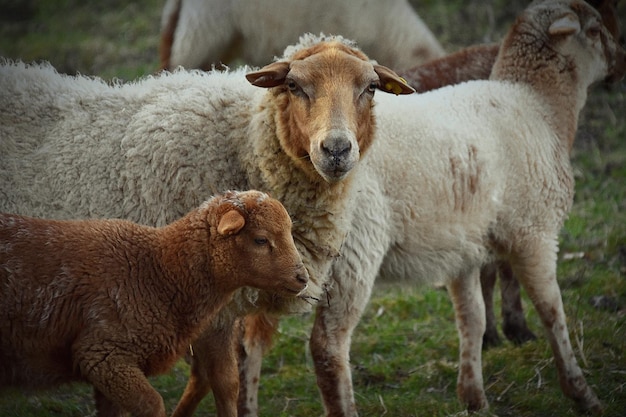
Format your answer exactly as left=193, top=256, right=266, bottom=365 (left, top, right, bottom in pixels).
left=368, top=82, right=378, bottom=93
left=254, top=237, right=268, bottom=245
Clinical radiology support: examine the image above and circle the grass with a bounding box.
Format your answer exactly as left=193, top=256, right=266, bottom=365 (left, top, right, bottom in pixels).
left=0, top=0, right=624, bottom=416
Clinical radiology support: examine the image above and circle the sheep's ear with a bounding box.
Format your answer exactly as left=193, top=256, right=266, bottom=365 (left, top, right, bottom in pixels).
left=373, top=64, right=415, bottom=95
left=217, top=210, right=246, bottom=236
left=246, top=62, right=291, bottom=88
left=548, top=12, right=581, bottom=36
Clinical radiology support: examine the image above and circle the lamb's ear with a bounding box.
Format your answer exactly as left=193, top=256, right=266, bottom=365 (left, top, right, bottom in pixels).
left=374, top=64, right=415, bottom=95
left=246, top=62, right=291, bottom=87
left=217, top=210, right=246, bottom=236
left=548, top=12, right=581, bottom=36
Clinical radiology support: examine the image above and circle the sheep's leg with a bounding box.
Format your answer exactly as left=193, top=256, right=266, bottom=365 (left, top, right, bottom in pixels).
left=447, top=269, right=488, bottom=411
left=172, top=322, right=239, bottom=417
left=237, top=312, right=279, bottom=417
left=86, top=362, right=166, bottom=417
left=499, top=261, right=536, bottom=344
left=310, top=268, right=377, bottom=417
left=480, top=262, right=502, bottom=348
left=511, top=244, right=602, bottom=413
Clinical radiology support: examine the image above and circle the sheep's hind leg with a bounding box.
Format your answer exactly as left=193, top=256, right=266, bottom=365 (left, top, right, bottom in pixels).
left=172, top=321, right=239, bottom=417
left=447, top=268, right=488, bottom=412
left=498, top=261, right=536, bottom=345
left=511, top=240, right=602, bottom=414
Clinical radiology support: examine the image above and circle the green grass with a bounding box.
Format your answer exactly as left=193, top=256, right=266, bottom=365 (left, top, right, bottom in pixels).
left=1, top=0, right=625, bottom=416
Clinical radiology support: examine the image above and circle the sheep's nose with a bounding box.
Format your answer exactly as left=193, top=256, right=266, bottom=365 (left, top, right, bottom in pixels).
left=296, top=272, right=308, bottom=284
left=321, top=135, right=352, bottom=160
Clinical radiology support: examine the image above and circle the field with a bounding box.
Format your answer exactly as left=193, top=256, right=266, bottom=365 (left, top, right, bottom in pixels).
left=1, top=0, right=624, bottom=416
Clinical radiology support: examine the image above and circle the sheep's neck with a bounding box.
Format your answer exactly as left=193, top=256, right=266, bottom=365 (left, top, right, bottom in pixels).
left=491, top=32, right=585, bottom=152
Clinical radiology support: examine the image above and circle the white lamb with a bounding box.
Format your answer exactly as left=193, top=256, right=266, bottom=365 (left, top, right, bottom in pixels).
left=0, top=34, right=414, bottom=417
left=233, top=0, right=626, bottom=415
left=159, top=0, right=445, bottom=72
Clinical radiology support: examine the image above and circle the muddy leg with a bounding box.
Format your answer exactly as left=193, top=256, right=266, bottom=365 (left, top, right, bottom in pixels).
left=448, top=268, right=488, bottom=412
left=512, top=240, right=602, bottom=413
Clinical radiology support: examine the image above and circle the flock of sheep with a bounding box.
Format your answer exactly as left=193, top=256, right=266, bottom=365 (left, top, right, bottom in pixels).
left=0, top=0, right=624, bottom=416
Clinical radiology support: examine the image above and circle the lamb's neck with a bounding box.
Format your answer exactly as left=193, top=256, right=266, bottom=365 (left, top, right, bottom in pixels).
left=491, top=32, right=586, bottom=152
left=153, top=214, right=227, bottom=335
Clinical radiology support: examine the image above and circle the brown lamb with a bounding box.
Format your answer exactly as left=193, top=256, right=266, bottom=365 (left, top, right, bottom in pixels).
left=0, top=190, right=309, bottom=417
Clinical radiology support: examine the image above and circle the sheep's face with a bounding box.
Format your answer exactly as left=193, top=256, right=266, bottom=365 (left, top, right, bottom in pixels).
left=214, top=191, right=309, bottom=297
left=246, top=40, right=414, bottom=183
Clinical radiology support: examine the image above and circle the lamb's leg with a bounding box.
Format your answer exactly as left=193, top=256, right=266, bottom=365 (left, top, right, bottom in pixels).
left=237, top=312, right=279, bottom=417
left=85, top=362, right=166, bottom=417
left=512, top=240, right=602, bottom=414
left=498, top=261, right=537, bottom=344
left=172, top=321, right=239, bottom=417
left=447, top=269, right=488, bottom=411
left=480, top=262, right=502, bottom=348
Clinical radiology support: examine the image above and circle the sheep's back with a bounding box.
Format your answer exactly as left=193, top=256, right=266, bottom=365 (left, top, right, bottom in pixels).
left=371, top=80, right=572, bottom=285
left=0, top=62, right=259, bottom=226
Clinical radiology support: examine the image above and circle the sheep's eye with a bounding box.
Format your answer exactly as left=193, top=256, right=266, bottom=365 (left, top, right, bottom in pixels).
left=368, top=82, right=378, bottom=93
left=286, top=80, right=299, bottom=92
left=587, top=26, right=601, bottom=38
left=254, top=237, right=268, bottom=245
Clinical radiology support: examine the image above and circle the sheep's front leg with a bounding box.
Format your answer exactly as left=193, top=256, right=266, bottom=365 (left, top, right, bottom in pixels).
left=84, top=361, right=165, bottom=417
left=310, top=269, right=376, bottom=417
left=172, top=320, right=239, bottom=417
left=237, top=312, right=280, bottom=417
left=447, top=269, right=488, bottom=411
left=511, top=242, right=602, bottom=414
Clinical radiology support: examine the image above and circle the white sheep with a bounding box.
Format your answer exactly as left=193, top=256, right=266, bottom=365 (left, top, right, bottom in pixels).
left=232, top=1, right=626, bottom=415
left=397, top=0, right=622, bottom=349
left=159, top=0, right=445, bottom=72
left=0, top=190, right=309, bottom=417
left=0, top=34, right=414, bottom=417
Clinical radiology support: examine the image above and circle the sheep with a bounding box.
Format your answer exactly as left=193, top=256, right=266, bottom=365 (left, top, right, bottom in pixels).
left=0, top=34, right=414, bottom=417
left=232, top=0, right=626, bottom=415
left=0, top=190, right=309, bottom=417
left=398, top=0, right=622, bottom=349
left=159, top=0, right=445, bottom=72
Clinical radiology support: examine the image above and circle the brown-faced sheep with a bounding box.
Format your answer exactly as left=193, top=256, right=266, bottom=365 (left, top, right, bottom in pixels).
left=234, top=1, right=626, bottom=415
left=0, top=190, right=308, bottom=417
left=159, top=0, right=444, bottom=72
left=0, top=34, right=414, bottom=417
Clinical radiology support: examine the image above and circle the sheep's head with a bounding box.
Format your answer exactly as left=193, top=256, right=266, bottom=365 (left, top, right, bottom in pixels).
left=210, top=190, right=310, bottom=297
left=246, top=35, right=414, bottom=183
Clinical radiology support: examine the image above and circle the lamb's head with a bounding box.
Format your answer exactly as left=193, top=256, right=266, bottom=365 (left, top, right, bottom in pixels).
left=209, top=190, right=310, bottom=297
left=499, top=0, right=625, bottom=86
left=246, top=34, right=414, bottom=183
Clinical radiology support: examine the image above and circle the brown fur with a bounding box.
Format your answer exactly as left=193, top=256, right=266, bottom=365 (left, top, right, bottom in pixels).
left=0, top=190, right=308, bottom=417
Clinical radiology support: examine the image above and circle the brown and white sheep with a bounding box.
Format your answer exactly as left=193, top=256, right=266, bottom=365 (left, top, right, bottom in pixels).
left=0, top=34, right=414, bottom=417
left=232, top=1, right=626, bottom=415
left=0, top=190, right=308, bottom=417
left=398, top=0, right=622, bottom=349
left=159, top=0, right=445, bottom=72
